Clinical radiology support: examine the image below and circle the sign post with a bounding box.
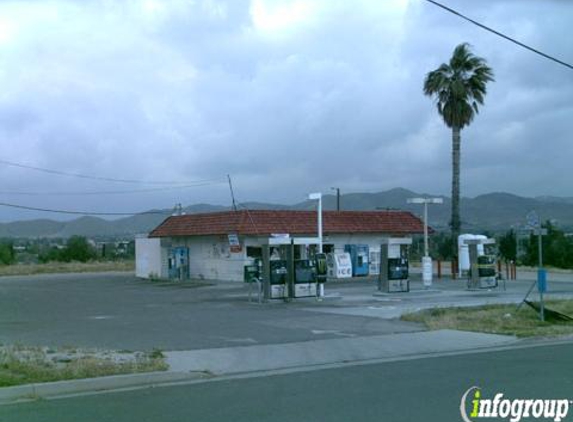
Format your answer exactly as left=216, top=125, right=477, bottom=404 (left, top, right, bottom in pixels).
left=524, top=211, right=548, bottom=321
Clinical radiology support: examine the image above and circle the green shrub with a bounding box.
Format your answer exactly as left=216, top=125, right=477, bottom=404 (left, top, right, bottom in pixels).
left=39, top=236, right=97, bottom=263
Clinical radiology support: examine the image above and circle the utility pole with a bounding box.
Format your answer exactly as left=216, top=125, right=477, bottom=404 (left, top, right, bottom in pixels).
left=172, top=203, right=183, bottom=216
left=331, top=187, right=340, bottom=211
left=227, top=174, right=237, bottom=212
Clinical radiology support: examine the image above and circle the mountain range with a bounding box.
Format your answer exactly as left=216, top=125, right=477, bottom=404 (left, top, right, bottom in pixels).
left=0, top=188, right=571, bottom=238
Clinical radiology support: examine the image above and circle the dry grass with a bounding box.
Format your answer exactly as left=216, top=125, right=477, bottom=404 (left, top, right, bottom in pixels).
left=0, top=261, right=135, bottom=277
left=0, top=345, right=167, bottom=387
left=401, top=300, right=573, bottom=338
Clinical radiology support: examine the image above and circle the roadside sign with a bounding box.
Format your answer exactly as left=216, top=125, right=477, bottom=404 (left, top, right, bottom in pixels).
left=228, top=234, right=242, bottom=253
left=526, top=211, right=540, bottom=229
left=533, top=229, right=548, bottom=236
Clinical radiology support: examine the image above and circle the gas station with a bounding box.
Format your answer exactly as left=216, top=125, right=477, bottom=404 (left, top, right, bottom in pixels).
left=137, top=195, right=517, bottom=304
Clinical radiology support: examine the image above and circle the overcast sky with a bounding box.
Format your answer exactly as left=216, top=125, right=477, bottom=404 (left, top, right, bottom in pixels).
left=0, top=0, right=571, bottom=220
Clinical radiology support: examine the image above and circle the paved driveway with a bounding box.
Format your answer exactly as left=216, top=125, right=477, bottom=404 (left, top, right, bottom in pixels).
left=0, top=272, right=422, bottom=351
left=2, top=271, right=572, bottom=351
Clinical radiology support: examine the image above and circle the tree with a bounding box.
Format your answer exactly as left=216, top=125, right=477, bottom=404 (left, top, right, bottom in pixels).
left=498, top=229, right=517, bottom=262
left=39, top=236, right=96, bottom=263
left=0, top=242, right=15, bottom=265
left=523, top=221, right=573, bottom=269
left=423, top=43, right=494, bottom=262
left=430, top=232, right=454, bottom=260
left=63, top=236, right=96, bottom=262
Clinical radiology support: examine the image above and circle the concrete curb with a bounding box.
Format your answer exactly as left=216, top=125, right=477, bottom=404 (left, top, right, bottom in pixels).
left=4, top=335, right=572, bottom=405
left=165, top=330, right=517, bottom=375
left=0, top=371, right=207, bottom=405
left=373, top=289, right=442, bottom=297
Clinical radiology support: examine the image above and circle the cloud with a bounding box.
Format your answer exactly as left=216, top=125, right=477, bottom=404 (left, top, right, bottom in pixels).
left=0, top=0, right=571, bottom=221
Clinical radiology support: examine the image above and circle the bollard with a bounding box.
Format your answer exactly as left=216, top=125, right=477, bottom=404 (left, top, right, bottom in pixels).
left=437, top=260, right=442, bottom=279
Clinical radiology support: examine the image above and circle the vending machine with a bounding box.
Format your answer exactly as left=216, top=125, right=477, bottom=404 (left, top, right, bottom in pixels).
left=315, top=253, right=328, bottom=284
left=326, top=252, right=353, bottom=279
left=344, top=245, right=370, bottom=276
left=168, top=247, right=189, bottom=280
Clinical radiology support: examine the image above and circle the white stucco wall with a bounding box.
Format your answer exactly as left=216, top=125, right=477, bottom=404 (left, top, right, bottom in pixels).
left=135, top=238, right=166, bottom=279
left=165, top=235, right=248, bottom=282
left=142, top=233, right=413, bottom=282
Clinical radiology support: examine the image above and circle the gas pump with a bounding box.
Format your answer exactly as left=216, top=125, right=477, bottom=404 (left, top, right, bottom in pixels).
left=463, top=237, right=498, bottom=290
left=261, top=236, right=323, bottom=301
left=378, top=238, right=412, bottom=293
left=270, top=259, right=289, bottom=299
left=294, top=259, right=317, bottom=297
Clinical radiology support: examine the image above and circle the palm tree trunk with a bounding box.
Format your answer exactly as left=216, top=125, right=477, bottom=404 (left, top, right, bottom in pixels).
left=451, top=126, right=461, bottom=268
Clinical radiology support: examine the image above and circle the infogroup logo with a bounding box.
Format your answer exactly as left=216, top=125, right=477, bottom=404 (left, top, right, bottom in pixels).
left=460, top=386, right=571, bottom=422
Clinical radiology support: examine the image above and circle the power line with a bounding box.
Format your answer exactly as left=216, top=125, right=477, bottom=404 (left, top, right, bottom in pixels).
left=424, top=0, right=573, bottom=71
left=0, top=181, right=227, bottom=196
left=0, top=201, right=171, bottom=216
left=0, top=158, right=225, bottom=186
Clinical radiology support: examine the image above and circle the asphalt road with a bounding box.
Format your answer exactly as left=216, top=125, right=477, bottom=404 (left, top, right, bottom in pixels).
left=3, top=271, right=573, bottom=351
left=4, top=342, right=573, bottom=422
left=0, top=272, right=423, bottom=350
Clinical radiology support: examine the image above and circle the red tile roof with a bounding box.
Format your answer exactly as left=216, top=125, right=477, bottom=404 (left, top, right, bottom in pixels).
left=149, top=210, right=427, bottom=238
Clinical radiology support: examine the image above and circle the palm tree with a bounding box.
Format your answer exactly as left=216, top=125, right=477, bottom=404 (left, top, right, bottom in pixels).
left=424, top=43, right=494, bottom=267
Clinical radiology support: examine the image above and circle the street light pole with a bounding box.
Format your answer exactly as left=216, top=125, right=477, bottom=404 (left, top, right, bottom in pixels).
left=407, top=197, right=443, bottom=288
left=308, top=193, right=323, bottom=253
left=309, top=192, right=324, bottom=298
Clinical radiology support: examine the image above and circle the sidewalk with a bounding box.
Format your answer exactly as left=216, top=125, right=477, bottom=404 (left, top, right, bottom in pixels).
left=165, top=329, right=516, bottom=375
left=0, top=329, right=518, bottom=404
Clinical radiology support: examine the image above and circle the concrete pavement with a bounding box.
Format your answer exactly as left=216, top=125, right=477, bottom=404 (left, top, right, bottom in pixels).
left=0, top=273, right=425, bottom=350
left=5, top=342, right=573, bottom=422
left=165, top=329, right=517, bottom=375
left=1, top=271, right=573, bottom=404
left=2, top=271, right=570, bottom=350
left=1, top=329, right=519, bottom=404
